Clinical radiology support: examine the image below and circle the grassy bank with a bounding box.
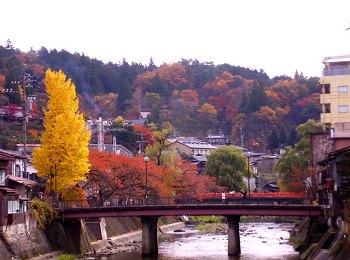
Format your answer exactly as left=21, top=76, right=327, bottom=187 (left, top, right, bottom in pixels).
left=187, top=215, right=299, bottom=233
left=188, top=216, right=226, bottom=233
left=57, top=254, right=77, bottom=260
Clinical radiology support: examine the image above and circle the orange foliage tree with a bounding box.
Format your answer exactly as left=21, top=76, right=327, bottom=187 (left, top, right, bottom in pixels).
left=171, top=158, right=222, bottom=199
left=87, top=150, right=221, bottom=205
left=133, top=124, right=154, bottom=146
left=155, top=63, right=188, bottom=87
left=254, top=106, right=277, bottom=124
left=197, top=103, right=218, bottom=124
left=88, top=150, right=144, bottom=204
left=288, top=166, right=317, bottom=202
left=0, top=74, right=5, bottom=92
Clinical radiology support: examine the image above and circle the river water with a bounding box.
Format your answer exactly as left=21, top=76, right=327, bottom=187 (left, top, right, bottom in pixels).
left=103, top=222, right=300, bottom=260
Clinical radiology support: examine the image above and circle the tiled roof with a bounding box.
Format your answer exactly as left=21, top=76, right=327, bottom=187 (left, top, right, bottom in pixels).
left=0, top=149, right=25, bottom=158
left=8, top=175, right=39, bottom=187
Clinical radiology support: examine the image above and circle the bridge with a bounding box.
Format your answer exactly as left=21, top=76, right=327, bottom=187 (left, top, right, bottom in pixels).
left=56, top=197, right=324, bottom=256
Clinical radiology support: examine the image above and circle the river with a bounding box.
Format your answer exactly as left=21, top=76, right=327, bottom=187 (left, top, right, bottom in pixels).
left=102, top=222, right=300, bottom=260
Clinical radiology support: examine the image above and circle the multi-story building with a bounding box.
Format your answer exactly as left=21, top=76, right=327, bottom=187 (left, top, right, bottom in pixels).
left=320, top=55, right=350, bottom=130
left=0, top=149, right=38, bottom=227
left=174, top=137, right=217, bottom=157
left=206, top=134, right=229, bottom=146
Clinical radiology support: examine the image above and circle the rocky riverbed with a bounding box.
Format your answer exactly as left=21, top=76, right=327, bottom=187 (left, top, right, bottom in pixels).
left=97, top=221, right=300, bottom=260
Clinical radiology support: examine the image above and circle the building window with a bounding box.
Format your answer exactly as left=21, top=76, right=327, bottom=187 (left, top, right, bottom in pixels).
left=15, top=165, right=20, bottom=177
left=22, top=201, right=28, bottom=213
left=339, top=105, right=349, bottom=113
left=324, top=104, right=331, bottom=113
left=338, top=86, right=348, bottom=93
left=0, top=170, right=5, bottom=186
left=323, top=84, right=330, bottom=94
left=8, top=200, right=20, bottom=214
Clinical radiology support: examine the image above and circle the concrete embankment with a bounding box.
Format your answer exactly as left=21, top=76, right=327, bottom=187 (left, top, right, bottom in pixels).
left=25, top=216, right=184, bottom=259
left=290, top=217, right=350, bottom=259
left=89, top=221, right=186, bottom=256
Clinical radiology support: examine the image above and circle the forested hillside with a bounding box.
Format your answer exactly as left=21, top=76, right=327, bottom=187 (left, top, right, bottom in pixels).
left=0, top=41, right=321, bottom=151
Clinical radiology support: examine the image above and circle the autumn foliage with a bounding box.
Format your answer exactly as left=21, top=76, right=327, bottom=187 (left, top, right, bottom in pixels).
left=283, top=166, right=317, bottom=202
left=0, top=43, right=321, bottom=153
left=87, top=149, right=220, bottom=205
left=33, top=69, right=91, bottom=197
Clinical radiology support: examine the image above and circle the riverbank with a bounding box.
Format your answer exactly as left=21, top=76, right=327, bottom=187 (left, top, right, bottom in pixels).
left=67, top=217, right=297, bottom=259
left=24, top=216, right=182, bottom=260
left=103, top=221, right=300, bottom=260
left=289, top=217, right=350, bottom=260
left=81, top=221, right=186, bottom=259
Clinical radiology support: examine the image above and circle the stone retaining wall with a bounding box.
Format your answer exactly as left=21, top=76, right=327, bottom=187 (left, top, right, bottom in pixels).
left=91, top=220, right=185, bottom=253
left=0, top=221, right=55, bottom=259
left=1, top=215, right=183, bottom=259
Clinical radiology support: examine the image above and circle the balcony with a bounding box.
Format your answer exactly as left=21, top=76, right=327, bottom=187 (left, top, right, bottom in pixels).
left=323, top=66, right=350, bottom=76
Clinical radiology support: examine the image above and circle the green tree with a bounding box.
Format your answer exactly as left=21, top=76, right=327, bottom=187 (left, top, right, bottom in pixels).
left=279, top=127, right=287, bottom=145
left=248, top=80, right=267, bottom=112
left=145, top=122, right=175, bottom=166
left=275, top=120, right=322, bottom=192
left=145, top=92, right=161, bottom=111
left=108, top=116, right=138, bottom=153
left=33, top=69, right=91, bottom=197
left=205, top=146, right=246, bottom=191
left=239, top=91, right=250, bottom=113
left=268, top=128, right=279, bottom=150
left=117, top=78, right=132, bottom=114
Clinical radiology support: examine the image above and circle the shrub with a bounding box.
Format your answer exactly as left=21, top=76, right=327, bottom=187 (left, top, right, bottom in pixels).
left=29, top=198, right=57, bottom=229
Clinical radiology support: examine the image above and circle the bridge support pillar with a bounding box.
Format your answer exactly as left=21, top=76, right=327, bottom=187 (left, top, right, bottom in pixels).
left=141, top=216, right=159, bottom=256
left=227, top=216, right=241, bottom=256
left=61, top=219, right=82, bottom=254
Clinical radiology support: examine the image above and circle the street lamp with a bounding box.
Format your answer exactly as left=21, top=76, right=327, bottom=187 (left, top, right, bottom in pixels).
left=144, top=156, right=149, bottom=202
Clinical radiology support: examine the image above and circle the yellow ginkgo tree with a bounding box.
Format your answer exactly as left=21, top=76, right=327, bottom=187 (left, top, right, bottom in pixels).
left=33, top=69, right=91, bottom=199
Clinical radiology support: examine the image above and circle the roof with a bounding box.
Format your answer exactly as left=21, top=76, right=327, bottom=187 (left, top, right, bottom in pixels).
left=189, top=155, right=207, bottom=162
left=26, top=163, right=38, bottom=174
left=0, top=149, right=25, bottom=159
left=323, top=55, right=350, bottom=64
left=317, top=146, right=350, bottom=166
left=329, top=146, right=350, bottom=157
left=125, top=119, right=147, bottom=126
left=8, top=175, right=39, bottom=187
left=207, top=134, right=225, bottom=138
left=140, top=111, right=151, bottom=119
left=89, top=144, right=134, bottom=157
left=15, top=144, right=41, bottom=148
left=178, top=140, right=217, bottom=149
left=0, top=187, right=18, bottom=194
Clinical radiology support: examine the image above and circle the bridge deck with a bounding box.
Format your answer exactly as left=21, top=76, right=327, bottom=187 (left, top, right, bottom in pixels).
left=59, top=204, right=324, bottom=219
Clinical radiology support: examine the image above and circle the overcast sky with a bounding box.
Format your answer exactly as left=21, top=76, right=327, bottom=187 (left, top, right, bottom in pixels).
left=1, top=0, right=350, bottom=78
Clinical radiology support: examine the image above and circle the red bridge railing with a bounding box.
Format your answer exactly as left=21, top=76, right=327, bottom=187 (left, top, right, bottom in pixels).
left=51, top=192, right=309, bottom=210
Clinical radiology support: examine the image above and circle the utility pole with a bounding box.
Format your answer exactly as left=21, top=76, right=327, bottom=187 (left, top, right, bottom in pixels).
left=11, top=73, right=36, bottom=179
left=97, top=114, right=104, bottom=151
left=240, top=127, right=244, bottom=148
